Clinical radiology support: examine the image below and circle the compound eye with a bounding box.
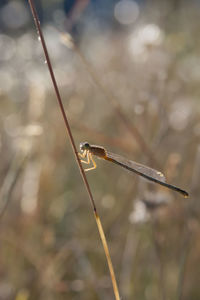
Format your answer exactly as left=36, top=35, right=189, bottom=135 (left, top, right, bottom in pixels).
left=80, top=142, right=90, bottom=151
left=84, top=143, right=89, bottom=148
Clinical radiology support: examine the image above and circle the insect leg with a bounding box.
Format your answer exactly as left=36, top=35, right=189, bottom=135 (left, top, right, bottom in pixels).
left=84, top=153, right=97, bottom=171
left=78, top=150, right=87, bottom=159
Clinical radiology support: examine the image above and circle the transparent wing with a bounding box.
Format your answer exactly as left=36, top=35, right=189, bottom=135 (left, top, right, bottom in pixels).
left=106, top=152, right=166, bottom=183
left=103, top=151, right=188, bottom=197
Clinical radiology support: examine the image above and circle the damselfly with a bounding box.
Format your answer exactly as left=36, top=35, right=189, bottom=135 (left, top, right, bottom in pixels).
left=79, top=142, right=189, bottom=198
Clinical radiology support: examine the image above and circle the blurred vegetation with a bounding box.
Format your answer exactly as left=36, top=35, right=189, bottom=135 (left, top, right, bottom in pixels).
left=0, top=0, right=200, bottom=299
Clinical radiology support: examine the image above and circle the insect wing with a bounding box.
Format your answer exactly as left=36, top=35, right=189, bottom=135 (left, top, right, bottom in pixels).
left=106, top=152, right=166, bottom=183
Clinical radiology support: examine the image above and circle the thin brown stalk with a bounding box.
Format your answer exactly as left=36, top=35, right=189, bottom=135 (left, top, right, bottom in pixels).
left=151, top=221, right=166, bottom=300
left=61, top=33, right=159, bottom=168
left=42, top=239, right=108, bottom=300
left=72, top=117, right=136, bottom=154
left=120, top=228, right=141, bottom=298
left=0, top=231, right=42, bottom=272
left=177, top=145, right=200, bottom=300
left=0, top=154, right=27, bottom=220
left=27, top=1, right=120, bottom=299
left=0, top=231, right=61, bottom=294
left=177, top=228, right=191, bottom=300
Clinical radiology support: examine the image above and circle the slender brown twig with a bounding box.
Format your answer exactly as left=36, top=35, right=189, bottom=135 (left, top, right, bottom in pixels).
left=151, top=221, right=166, bottom=300
left=177, top=228, right=191, bottom=300
left=27, top=1, right=120, bottom=299
left=0, top=154, right=28, bottom=220
left=61, top=33, right=160, bottom=168
left=72, top=117, right=136, bottom=154
left=177, top=145, right=200, bottom=300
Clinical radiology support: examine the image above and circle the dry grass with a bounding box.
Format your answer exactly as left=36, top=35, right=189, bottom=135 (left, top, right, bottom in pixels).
left=0, top=1, right=199, bottom=299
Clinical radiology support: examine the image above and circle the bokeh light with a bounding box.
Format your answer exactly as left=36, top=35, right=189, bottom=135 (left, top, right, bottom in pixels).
left=114, top=0, right=139, bottom=25
left=0, top=1, right=199, bottom=300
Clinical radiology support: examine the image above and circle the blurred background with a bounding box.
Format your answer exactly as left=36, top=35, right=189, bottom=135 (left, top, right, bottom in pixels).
left=0, top=0, right=200, bottom=299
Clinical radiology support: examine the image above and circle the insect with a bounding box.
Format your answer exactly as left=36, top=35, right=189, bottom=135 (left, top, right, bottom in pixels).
left=79, top=142, right=189, bottom=198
